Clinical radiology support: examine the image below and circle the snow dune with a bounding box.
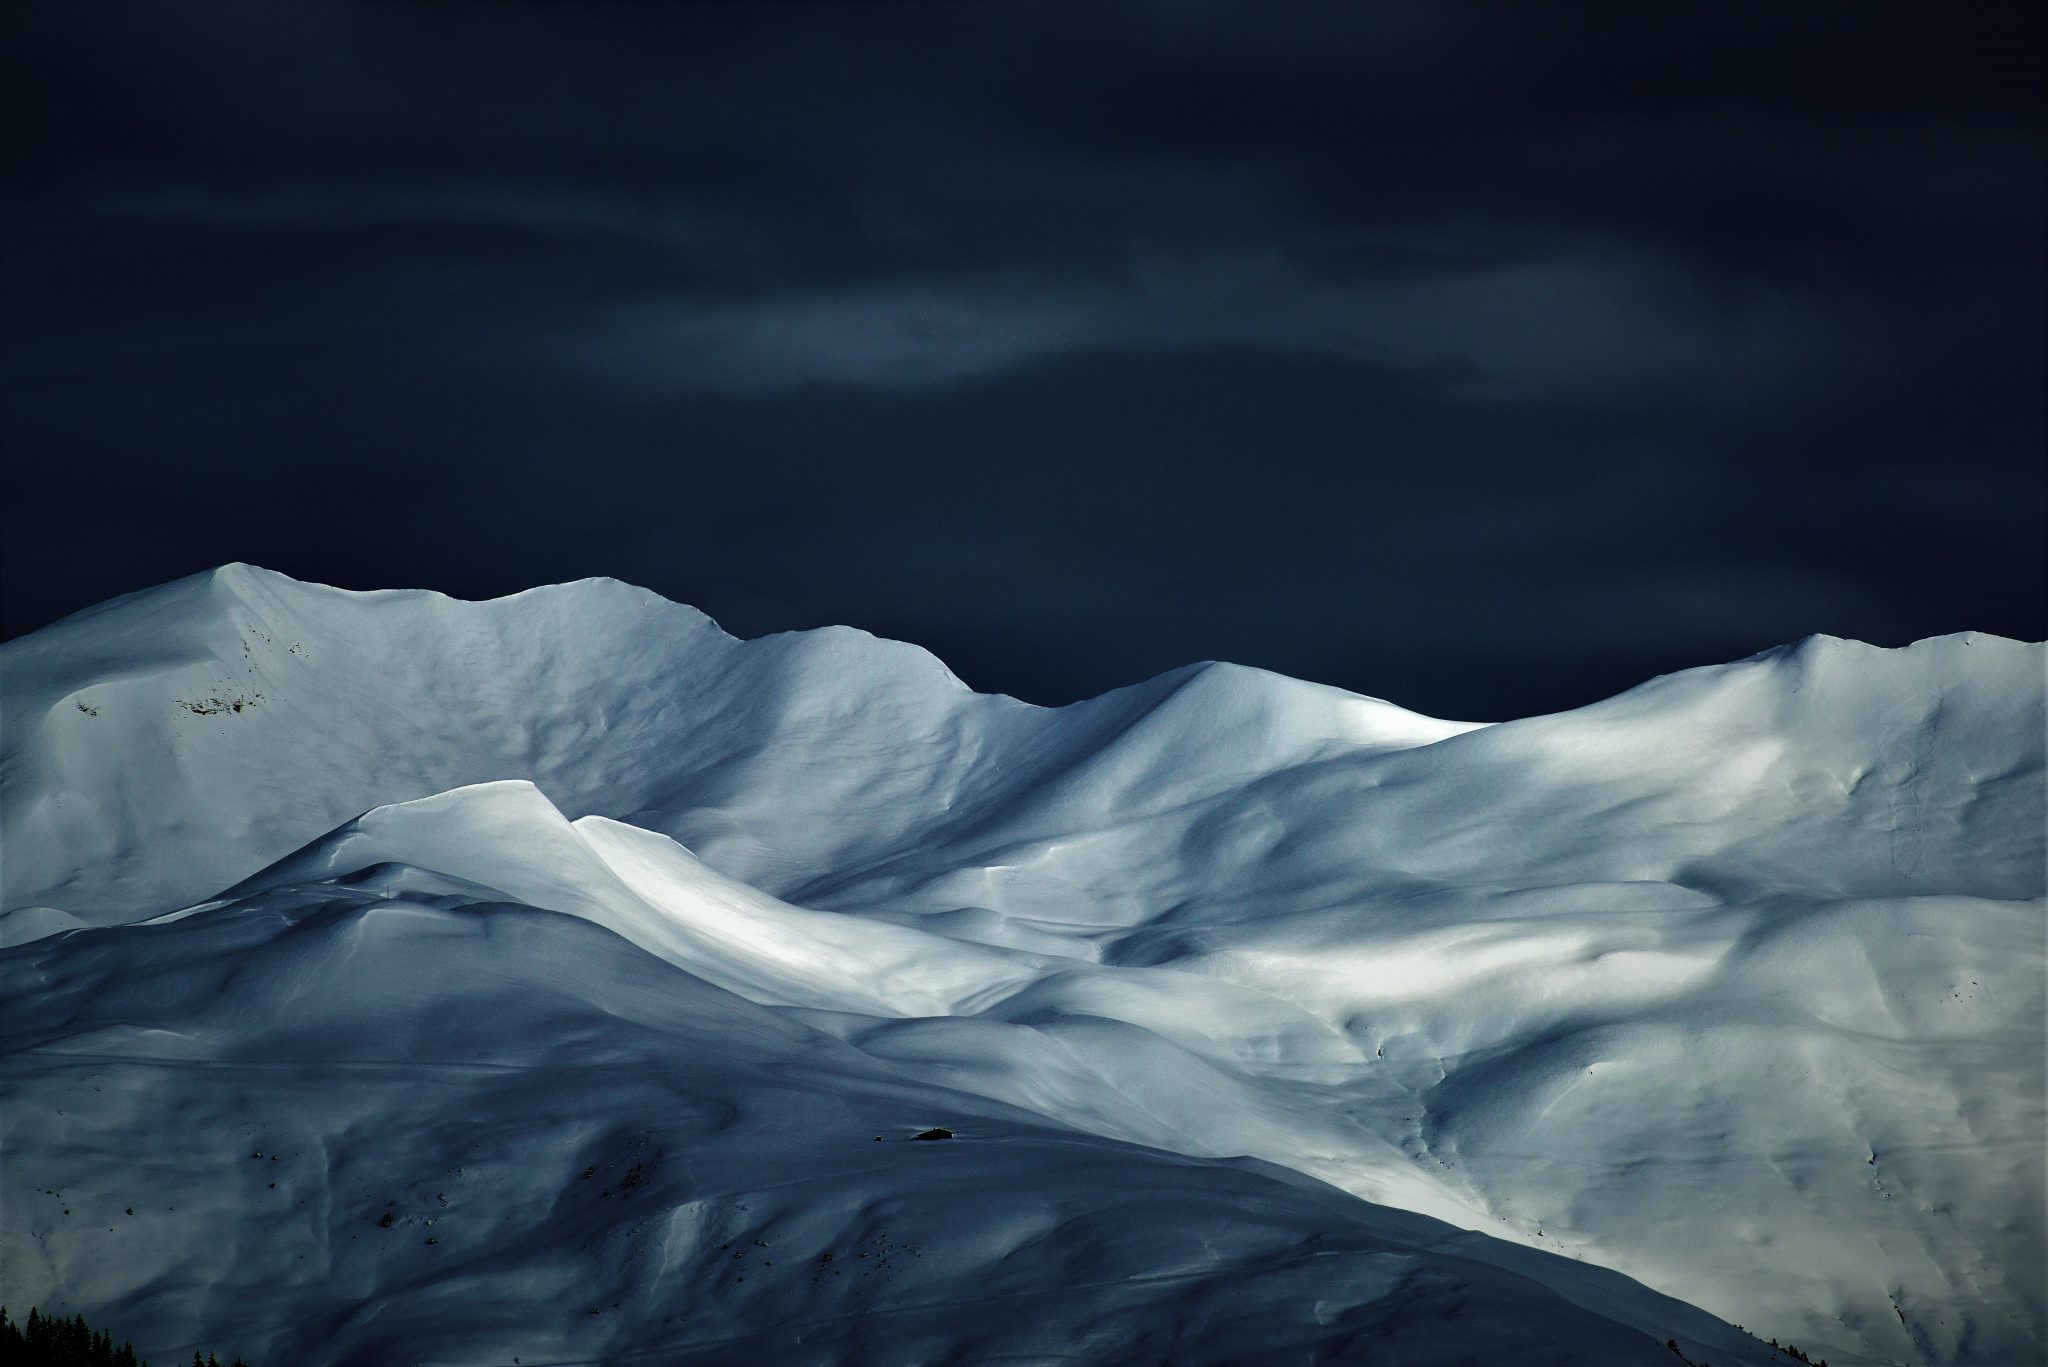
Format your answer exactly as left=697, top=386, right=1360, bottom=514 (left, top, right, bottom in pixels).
left=2, top=565, right=2041, bottom=1366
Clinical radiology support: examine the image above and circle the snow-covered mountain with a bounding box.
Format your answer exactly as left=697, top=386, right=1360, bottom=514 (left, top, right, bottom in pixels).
left=3, top=565, right=2041, bottom=1366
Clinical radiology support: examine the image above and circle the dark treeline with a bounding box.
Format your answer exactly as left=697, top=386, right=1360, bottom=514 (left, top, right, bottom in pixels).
left=0, top=1307, right=250, bottom=1367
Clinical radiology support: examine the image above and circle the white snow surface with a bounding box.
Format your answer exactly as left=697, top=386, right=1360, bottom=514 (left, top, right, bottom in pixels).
left=1, top=564, right=2041, bottom=1365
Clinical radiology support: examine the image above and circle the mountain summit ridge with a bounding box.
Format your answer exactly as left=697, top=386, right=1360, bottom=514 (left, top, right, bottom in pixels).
left=1, top=567, right=2041, bottom=1365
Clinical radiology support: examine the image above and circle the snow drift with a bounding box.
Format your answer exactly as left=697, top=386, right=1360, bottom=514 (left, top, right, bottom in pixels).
left=2, top=565, right=2041, bottom=1366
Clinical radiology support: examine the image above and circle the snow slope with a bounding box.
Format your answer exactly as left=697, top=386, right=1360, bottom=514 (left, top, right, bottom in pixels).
left=2, top=780, right=1767, bottom=1366
left=3, top=565, right=2042, bottom=1365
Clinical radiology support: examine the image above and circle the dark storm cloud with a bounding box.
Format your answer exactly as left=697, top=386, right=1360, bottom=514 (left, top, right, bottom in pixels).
left=3, top=0, right=2042, bottom=718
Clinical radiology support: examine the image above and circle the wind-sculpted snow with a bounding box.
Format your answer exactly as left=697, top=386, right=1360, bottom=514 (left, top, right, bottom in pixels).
left=2, top=566, right=2042, bottom=1365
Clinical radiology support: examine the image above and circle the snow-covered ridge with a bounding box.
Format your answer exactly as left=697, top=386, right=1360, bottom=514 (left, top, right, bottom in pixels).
left=2, top=566, right=2041, bottom=1365
left=0, top=563, right=1481, bottom=929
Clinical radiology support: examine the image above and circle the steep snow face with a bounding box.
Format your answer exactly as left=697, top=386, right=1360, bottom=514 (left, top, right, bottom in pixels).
left=2, top=566, right=2042, bottom=1366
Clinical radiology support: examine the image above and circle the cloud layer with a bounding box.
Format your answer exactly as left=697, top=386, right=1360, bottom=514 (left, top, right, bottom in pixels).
left=3, top=0, right=2042, bottom=717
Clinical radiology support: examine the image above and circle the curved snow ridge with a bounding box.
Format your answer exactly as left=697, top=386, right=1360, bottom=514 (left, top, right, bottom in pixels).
left=218, top=780, right=628, bottom=913
left=570, top=811, right=1037, bottom=1017
left=218, top=780, right=1034, bottom=1019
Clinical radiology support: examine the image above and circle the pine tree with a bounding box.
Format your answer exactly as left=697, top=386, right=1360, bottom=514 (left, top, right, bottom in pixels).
left=0, top=1304, right=256, bottom=1367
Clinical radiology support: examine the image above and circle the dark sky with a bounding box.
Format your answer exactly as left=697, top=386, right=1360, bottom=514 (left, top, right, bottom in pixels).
left=3, top=0, right=2043, bottom=719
